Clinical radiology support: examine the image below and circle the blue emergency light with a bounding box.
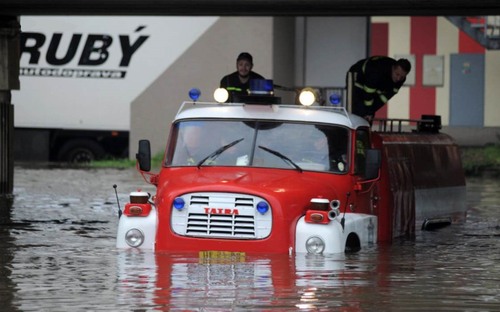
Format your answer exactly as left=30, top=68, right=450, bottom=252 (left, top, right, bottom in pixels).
left=233, top=79, right=280, bottom=104
left=256, top=201, right=269, bottom=214
left=189, top=88, right=201, bottom=101
left=249, top=79, right=274, bottom=95
left=173, top=197, right=185, bottom=210
left=329, top=93, right=342, bottom=105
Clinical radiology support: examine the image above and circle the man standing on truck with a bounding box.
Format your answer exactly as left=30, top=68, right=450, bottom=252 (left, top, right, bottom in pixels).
left=220, top=52, right=265, bottom=102
left=346, top=56, right=411, bottom=124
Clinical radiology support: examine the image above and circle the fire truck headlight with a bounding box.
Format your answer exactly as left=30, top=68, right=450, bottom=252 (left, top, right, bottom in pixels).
left=299, top=88, right=316, bottom=106
left=256, top=201, right=269, bottom=214
left=214, top=88, right=229, bottom=103
left=125, top=229, right=144, bottom=247
left=306, top=236, right=325, bottom=254
left=173, top=197, right=185, bottom=210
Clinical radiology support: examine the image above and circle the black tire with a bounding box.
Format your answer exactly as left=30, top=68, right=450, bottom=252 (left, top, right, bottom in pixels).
left=345, top=233, right=361, bottom=253
left=57, top=139, right=106, bottom=163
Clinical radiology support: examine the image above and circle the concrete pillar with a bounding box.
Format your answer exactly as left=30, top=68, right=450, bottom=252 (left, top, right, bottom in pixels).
left=0, top=16, right=20, bottom=208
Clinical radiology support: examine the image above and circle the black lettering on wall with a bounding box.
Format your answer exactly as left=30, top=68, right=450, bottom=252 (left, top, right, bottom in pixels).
left=20, top=32, right=46, bottom=64
left=79, top=35, right=113, bottom=66
left=46, top=33, right=83, bottom=66
left=119, top=35, right=149, bottom=67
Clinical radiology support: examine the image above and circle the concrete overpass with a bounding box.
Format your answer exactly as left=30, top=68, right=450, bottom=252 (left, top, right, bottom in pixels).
left=1, top=1, right=500, bottom=197
left=1, top=0, right=500, bottom=16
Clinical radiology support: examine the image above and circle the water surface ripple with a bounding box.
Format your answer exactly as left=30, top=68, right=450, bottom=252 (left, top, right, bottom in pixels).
left=0, top=168, right=498, bottom=311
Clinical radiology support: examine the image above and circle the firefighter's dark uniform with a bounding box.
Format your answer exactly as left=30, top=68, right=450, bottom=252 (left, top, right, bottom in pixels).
left=220, top=71, right=264, bottom=102
left=347, top=56, right=406, bottom=120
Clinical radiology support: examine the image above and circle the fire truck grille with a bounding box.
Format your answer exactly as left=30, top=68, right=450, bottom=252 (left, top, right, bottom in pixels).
left=186, top=213, right=255, bottom=237
left=171, top=192, right=272, bottom=239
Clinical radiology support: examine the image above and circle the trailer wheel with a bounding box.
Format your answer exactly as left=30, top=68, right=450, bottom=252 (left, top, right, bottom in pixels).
left=57, top=139, right=105, bottom=163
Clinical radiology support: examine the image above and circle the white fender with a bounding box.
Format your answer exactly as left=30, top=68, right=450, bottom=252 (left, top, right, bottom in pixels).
left=295, top=213, right=377, bottom=254
left=116, top=209, right=158, bottom=250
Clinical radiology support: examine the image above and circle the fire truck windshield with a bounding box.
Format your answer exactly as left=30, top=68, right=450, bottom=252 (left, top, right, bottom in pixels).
left=167, top=120, right=350, bottom=173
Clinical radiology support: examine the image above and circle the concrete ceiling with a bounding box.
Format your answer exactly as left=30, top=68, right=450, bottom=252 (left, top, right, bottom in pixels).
left=1, top=0, right=500, bottom=16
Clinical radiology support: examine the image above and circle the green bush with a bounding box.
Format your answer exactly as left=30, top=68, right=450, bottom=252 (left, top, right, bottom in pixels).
left=461, top=144, right=500, bottom=176
left=90, top=152, right=164, bottom=170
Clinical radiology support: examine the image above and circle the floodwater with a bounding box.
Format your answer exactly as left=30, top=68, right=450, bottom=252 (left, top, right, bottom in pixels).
left=1, top=167, right=499, bottom=311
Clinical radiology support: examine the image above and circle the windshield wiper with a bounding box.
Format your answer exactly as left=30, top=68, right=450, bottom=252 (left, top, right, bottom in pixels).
left=258, top=145, right=303, bottom=172
left=197, top=138, right=244, bottom=168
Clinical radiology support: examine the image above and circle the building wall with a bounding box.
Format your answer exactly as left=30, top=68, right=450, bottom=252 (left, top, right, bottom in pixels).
left=130, top=17, right=276, bottom=156
left=272, top=17, right=296, bottom=104
left=485, top=50, right=500, bottom=127
left=131, top=16, right=367, bottom=157
left=376, top=16, right=411, bottom=120
left=435, top=17, right=458, bottom=123
left=372, top=16, right=500, bottom=130
left=131, top=16, right=500, bottom=158
left=293, top=17, right=368, bottom=88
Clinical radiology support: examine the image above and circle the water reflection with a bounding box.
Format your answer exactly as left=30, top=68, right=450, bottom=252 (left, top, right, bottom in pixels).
left=2, top=168, right=500, bottom=310
left=116, top=251, right=358, bottom=310
left=0, top=192, right=18, bottom=311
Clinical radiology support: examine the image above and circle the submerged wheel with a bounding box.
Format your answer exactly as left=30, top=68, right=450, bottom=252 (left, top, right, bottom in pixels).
left=57, top=139, right=105, bottom=163
left=345, top=233, right=361, bottom=253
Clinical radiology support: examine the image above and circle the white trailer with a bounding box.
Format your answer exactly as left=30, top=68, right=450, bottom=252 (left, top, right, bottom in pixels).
left=12, top=16, right=217, bottom=162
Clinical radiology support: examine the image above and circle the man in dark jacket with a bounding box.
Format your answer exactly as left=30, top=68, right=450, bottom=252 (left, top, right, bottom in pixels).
left=220, top=52, right=264, bottom=102
left=346, top=56, right=411, bottom=124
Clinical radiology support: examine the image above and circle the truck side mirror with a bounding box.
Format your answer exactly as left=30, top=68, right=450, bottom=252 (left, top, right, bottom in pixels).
left=364, top=149, right=381, bottom=180
left=136, top=140, right=151, bottom=172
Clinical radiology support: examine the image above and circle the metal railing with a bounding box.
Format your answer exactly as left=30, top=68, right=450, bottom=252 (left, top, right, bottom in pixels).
left=447, top=16, right=500, bottom=50
left=374, top=115, right=442, bottom=134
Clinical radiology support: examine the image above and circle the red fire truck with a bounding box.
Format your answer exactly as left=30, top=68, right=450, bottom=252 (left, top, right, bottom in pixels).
left=116, top=85, right=466, bottom=254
